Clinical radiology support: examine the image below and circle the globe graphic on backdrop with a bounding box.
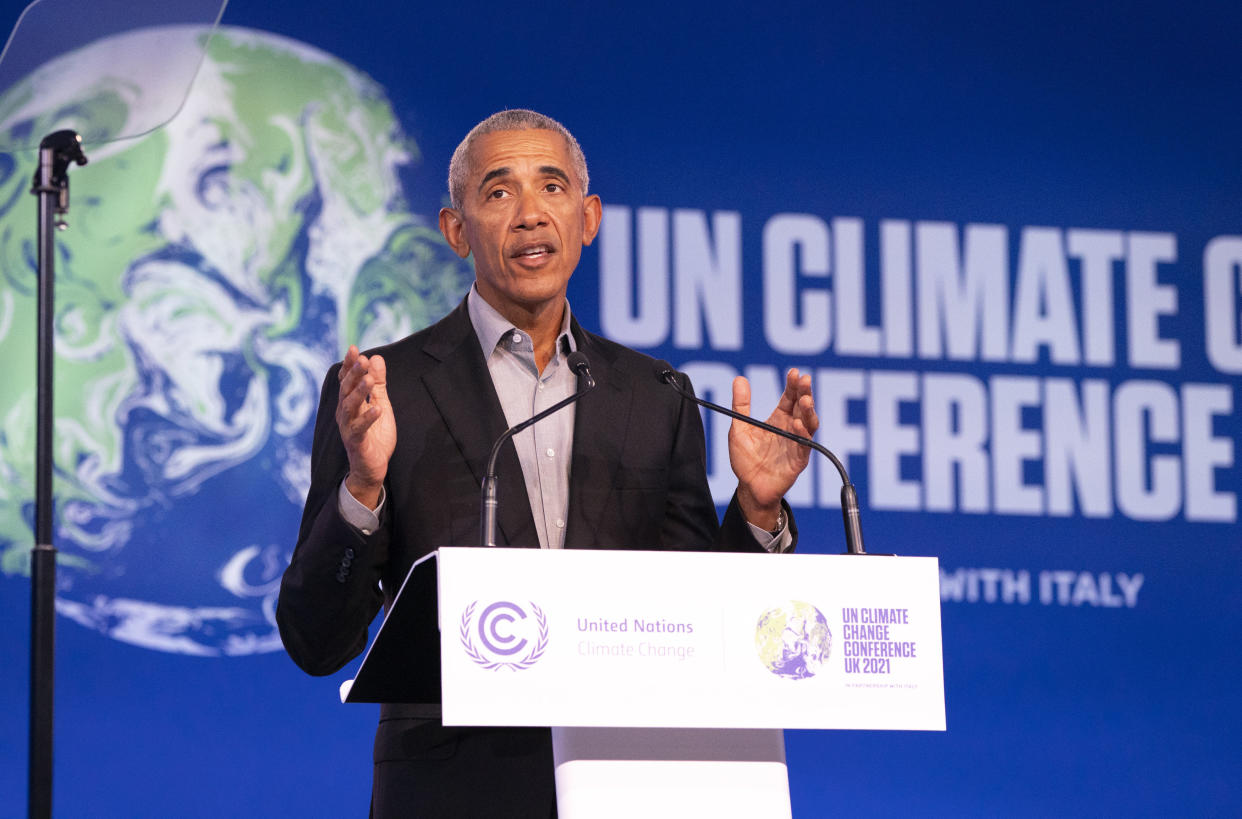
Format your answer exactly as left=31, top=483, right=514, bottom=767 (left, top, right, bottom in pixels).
left=755, top=601, right=832, bottom=679
left=0, top=26, right=471, bottom=655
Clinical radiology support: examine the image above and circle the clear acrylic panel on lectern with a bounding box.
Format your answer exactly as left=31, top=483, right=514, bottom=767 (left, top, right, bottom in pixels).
left=0, top=0, right=228, bottom=152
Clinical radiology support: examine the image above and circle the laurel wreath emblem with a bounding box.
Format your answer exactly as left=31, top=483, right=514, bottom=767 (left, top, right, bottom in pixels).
left=460, top=601, right=549, bottom=671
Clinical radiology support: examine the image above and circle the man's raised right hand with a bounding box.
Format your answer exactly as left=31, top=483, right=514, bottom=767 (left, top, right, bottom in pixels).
left=335, top=345, right=396, bottom=511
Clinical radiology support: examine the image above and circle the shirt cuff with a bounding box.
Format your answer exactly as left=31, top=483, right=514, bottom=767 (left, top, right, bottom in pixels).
left=338, top=477, right=385, bottom=535
left=747, top=512, right=793, bottom=553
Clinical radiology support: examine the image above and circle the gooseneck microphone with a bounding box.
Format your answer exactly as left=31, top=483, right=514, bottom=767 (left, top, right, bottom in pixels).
left=569, top=350, right=595, bottom=390
left=655, top=361, right=867, bottom=555
left=480, top=350, right=596, bottom=547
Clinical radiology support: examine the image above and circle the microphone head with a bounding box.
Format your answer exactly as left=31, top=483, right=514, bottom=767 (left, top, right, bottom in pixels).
left=653, top=359, right=678, bottom=386
left=567, top=350, right=589, bottom=374
left=567, top=351, right=595, bottom=389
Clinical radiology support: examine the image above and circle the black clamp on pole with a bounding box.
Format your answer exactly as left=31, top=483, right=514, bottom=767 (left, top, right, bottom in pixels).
left=28, top=129, right=87, bottom=819
left=30, top=129, right=88, bottom=227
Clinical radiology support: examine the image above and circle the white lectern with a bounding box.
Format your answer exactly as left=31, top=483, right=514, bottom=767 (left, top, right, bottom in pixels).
left=343, top=548, right=945, bottom=817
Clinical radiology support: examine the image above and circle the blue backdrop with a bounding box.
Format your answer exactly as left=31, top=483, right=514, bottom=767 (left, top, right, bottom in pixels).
left=1, top=1, right=1239, bottom=816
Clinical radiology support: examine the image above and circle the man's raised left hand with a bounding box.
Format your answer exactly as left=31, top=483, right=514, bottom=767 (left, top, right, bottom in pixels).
left=728, top=368, right=819, bottom=531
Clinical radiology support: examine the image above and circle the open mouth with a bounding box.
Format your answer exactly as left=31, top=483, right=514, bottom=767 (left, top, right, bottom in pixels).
left=512, top=243, right=556, bottom=260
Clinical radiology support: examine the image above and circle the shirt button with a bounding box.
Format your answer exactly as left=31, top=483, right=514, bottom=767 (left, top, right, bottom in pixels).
left=555, top=519, right=565, bottom=528
left=545, top=448, right=555, bottom=457
left=538, top=382, right=545, bottom=390
left=511, top=332, right=522, bottom=344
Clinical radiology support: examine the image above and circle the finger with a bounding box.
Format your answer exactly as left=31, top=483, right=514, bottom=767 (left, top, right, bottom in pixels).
left=367, top=354, right=390, bottom=407
left=797, top=371, right=813, bottom=400
left=795, top=393, right=819, bottom=437
left=339, top=354, right=365, bottom=396
left=339, top=354, right=373, bottom=401
left=337, top=377, right=373, bottom=421
left=337, top=363, right=380, bottom=423
left=344, top=404, right=382, bottom=441
left=795, top=373, right=817, bottom=433
left=338, top=345, right=360, bottom=382
left=731, top=376, right=752, bottom=418
left=778, top=368, right=801, bottom=412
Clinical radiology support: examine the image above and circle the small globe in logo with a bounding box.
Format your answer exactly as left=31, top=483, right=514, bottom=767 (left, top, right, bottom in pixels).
left=755, top=601, right=832, bottom=679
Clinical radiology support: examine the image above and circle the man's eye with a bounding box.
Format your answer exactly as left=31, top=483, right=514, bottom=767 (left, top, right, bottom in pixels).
left=545, top=183, right=563, bottom=193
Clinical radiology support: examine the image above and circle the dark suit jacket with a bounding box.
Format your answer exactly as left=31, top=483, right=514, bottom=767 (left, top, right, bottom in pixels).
left=277, top=298, right=795, bottom=817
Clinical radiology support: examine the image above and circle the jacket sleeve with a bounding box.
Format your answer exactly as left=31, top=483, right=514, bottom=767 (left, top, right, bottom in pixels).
left=276, top=365, right=389, bottom=676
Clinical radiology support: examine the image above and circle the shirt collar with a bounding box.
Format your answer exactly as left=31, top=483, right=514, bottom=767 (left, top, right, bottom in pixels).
left=467, top=284, right=577, bottom=359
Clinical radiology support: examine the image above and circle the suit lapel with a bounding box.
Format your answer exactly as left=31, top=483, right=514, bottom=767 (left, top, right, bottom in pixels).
left=566, top=324, right=630, bottom=548
left=420, top=300, right=538, bottom=548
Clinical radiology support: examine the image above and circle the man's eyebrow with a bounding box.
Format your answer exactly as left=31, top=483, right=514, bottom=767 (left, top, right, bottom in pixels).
left=476, top=165, right=572, bottom=194
left=478, top=167, right=511, bottom=192
left=539, top=165, right=570, bottom=184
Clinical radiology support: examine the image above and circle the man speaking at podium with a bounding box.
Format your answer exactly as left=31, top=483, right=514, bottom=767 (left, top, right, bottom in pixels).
left=277, top=110, right=819, bottom=817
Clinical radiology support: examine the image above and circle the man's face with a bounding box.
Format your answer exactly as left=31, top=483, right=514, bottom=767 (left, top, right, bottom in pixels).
left=440, top=128, right=602, bottom=322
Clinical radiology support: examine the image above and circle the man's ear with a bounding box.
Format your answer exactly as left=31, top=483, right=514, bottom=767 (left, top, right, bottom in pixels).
left=439, top=207, right=471, bottom=258
left=581, top=194, right=603, bottom=246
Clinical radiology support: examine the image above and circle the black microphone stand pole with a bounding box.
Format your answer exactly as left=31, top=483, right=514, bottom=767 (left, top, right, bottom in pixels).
left=480, top=353, right=594, bottom=547
left=28, top=129, right=88, bottom=819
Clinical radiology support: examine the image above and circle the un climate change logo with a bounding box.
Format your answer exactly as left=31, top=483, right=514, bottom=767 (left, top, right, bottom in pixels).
left=460, top=601, right=549, bottom=671
left=755, top=601, right=832, bottom=680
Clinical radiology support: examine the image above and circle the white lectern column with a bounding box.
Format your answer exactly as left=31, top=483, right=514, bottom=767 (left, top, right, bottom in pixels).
left=552, top=727, right=791, bottom=819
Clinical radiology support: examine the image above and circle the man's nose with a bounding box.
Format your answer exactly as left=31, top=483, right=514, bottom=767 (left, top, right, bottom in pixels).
left=511, top=189, right=548, bottom=230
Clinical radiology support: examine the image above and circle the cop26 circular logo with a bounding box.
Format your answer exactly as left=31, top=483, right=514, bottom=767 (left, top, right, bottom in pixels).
left=755, top=601, right=832, bottom=680
left=460, top=601, right=549, bottom=671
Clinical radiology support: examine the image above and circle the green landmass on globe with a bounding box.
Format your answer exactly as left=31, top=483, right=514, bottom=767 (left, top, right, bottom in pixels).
left=0, top=26, right=471, bottom=655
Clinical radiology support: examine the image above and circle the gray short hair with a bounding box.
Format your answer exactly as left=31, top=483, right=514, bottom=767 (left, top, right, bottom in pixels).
left=447, top=109, right=590, bottom=210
